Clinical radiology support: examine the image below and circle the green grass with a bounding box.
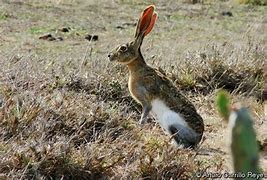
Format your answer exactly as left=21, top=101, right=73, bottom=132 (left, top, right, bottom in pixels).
left=0, top=12, right=8, bottom=21
left=29, top=26, right=54, bottom=34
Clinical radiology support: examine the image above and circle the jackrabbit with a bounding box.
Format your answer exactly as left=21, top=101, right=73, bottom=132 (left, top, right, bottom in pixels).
left=108, top=5, right=204, bottom=148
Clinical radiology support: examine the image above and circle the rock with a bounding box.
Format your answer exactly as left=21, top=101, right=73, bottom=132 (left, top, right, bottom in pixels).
left=59, top=27, right=71, bottom=32
left=85, top=34, right=98, bottom=41
left=39, top=34, right=56, bottom=41
left=39, top=34, right=63, bottom=41
left=57, top=37, right=64, bottom=41
left=221, top=11, right=233, bottom=17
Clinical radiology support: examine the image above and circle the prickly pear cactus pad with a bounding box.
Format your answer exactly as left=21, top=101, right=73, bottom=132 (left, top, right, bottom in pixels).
left=229, top=107, right=261, bottom=175
left=216, top=90, right=231, bottom=121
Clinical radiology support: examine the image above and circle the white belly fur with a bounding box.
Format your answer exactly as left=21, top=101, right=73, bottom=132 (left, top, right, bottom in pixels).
left=151, top=98, right=188, bottom=131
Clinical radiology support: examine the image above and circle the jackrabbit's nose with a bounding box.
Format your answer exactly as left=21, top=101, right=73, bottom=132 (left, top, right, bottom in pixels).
left=108, top=53, right=113, bottom=60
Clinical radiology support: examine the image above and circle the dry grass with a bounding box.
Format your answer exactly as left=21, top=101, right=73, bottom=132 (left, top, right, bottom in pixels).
left=0, top=0, right=266, bottom=179
left=236, top=0, right=267, bottom=5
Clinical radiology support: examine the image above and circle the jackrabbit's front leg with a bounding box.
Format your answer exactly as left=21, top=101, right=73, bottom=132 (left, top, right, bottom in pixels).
left=139, top=103, right=152, bottom=125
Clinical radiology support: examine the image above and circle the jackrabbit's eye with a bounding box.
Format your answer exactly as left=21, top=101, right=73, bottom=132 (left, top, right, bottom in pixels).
left=119, top=45, right=127, bottom=52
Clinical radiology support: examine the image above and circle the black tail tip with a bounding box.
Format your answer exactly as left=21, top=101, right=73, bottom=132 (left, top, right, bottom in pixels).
left=169, top=125, right=201, bottom=149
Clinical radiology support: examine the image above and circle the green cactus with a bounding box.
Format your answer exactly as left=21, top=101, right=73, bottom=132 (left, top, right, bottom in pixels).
left=230, top=107, right=261, bottom=176
left=216, top=90, right=231, bottom=121
left=216, top=91, right=261, bottom=176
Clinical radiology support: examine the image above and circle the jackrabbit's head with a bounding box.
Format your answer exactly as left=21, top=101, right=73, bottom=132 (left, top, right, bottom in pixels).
left=108, top=5, right=157, bottom=64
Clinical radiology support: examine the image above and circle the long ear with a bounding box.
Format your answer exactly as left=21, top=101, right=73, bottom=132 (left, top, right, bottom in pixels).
left=144, top=13, right=157, bottom=36
left=134, top=5, right=157, bottom=49
left=135, top=5, right=157, bottom=38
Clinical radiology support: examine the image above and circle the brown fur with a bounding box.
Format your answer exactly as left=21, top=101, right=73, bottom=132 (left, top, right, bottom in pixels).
left=127, top=56, right=204, bottom=135
left=108, top=5, right=204, bottom=146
